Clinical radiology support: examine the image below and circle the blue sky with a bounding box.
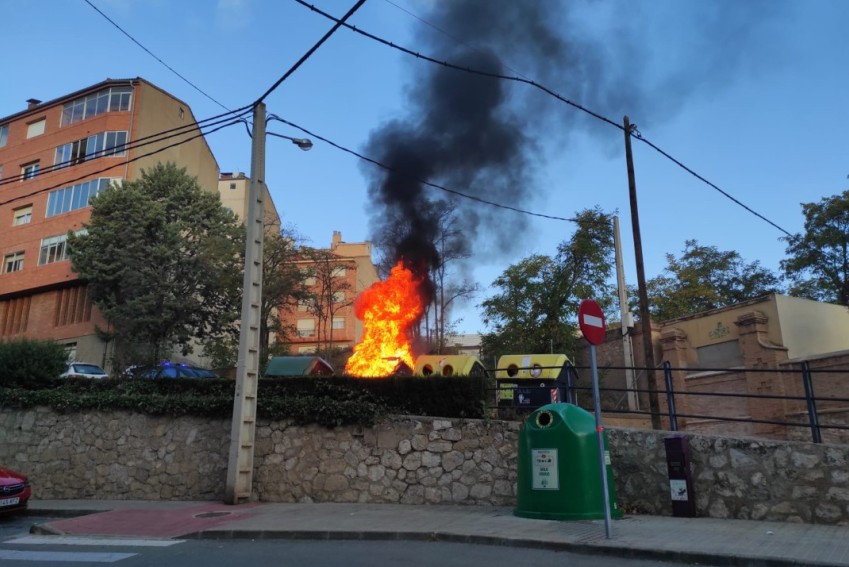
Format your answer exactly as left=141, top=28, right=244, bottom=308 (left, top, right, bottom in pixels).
left=3, top=0, right=847, bottom=334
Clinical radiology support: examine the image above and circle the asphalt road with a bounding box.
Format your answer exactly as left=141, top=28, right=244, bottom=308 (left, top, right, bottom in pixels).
left=0, top=514, right=721, bottom=567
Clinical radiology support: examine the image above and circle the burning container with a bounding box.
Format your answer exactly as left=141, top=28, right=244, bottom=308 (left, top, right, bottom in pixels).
left=414, top=355, right=488, bottom=377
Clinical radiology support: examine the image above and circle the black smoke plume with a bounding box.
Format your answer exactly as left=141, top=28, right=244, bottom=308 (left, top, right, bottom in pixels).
left=363, top=0, right=785, bottom=282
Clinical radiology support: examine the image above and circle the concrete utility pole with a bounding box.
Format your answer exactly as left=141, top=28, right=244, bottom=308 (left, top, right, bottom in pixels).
left=613, top=215, right=639, bottom=411
left=226, top=102, right=266, bottom=503
left=623, top=116, right=662, bottom=429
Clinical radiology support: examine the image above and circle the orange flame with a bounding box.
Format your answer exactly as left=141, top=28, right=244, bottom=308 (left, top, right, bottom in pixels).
left=345, top=260, right=426, bottom=377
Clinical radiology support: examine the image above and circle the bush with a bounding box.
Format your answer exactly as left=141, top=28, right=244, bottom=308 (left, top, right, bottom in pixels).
left=0, top=372, right=488, bottom=426
left=0, top=339, right=68, bottom=388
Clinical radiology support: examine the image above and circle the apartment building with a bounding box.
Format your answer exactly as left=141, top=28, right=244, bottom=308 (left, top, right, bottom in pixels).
left=0, top=78, right=219, bottom=368
left=285, top=231, right=379, bottom=355
left=218, top=171, right=280, bottom=229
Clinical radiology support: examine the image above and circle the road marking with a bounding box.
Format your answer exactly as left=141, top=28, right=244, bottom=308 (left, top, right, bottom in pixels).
left=0, top=549, right=137, bottom=562
left=582, top=313, right=603, bottom=327
left=7, top=536, right=183, bottom=547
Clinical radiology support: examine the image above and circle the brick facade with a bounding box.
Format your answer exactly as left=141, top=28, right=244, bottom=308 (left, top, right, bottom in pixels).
left=579, top=295, right=849, bottom=441
left=0, top=78, right=219, bottom=370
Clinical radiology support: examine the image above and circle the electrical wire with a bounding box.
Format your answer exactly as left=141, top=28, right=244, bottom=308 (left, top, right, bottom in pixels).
left=632, top=131, right=793, bottom=237
left=0, top=118, right=245, bottom=208
left=0, top=106, right=252, bottom=189
left=82, top=0, right=232, bottom=113
left=293, top=0, right=793, bottom=237
left=255, top=0, right=367, bottom=104
left=268, top=116, right=583, bottom=223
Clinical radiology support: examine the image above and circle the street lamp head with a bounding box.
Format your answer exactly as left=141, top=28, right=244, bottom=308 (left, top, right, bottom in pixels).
left=292, top=138, right=313, bottom=151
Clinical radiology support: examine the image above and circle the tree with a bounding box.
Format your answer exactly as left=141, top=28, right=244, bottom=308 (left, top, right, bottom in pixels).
left=373, top=199, right=480, bottom=353
left=479, top=208, right=616, bottom=362
left=201, top=225, right=310, bottom=370
left=781, top=189, right=849, bottom=305
left=640, top=240, right=784, bottom=321
left=69, top=162, right=243, bottom=369
left=300, top=248, right=354, bottom=356
left=426, top=201, right=480, bottom=353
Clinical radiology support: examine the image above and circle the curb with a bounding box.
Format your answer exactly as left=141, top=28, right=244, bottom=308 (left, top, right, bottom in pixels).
left=180, top=528, right=817, bottom=567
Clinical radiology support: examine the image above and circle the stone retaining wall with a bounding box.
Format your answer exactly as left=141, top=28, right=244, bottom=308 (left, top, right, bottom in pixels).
left=2, top=408, right=847, bottom=524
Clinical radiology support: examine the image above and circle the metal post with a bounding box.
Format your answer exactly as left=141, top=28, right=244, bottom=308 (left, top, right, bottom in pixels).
left=590, top=344, right=613, bottom=539
left=225, top=102, right=266, bottom=504
left=801, top=361, right=822, bottom=444
left=623, top=116, right=661, bottom=429
left=663, top=361, right=678, bottom=432
left=564, top=362, right=578, bottom=405
left=613, top=215, right=639, bottom=411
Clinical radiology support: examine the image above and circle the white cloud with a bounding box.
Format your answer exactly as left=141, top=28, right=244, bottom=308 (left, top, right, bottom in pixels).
left=216, top=0, right=250, bottom=30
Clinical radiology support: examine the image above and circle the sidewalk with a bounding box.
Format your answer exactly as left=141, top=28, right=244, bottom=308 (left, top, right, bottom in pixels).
left=27, top=499, right=849, bottom=567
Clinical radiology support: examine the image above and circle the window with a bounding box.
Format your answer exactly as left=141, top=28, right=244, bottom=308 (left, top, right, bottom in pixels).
left=332, top=317, right=345, bottom=330
left=26, top=119, right=45, bottom=138
left=332, top=291, right=346, bottom=304
left=229, top=183, right=236, bottom=190
left=12, top=206, right=32, bottom=226
left=3, top=251, right=24, bottom=273
left=39, top=234, right=70, bottom=265
left=297, top=300, right=310, bottom=312
left=63, top=342, right=77, bottom=363
left=55, top=131, right=128, bottom=168
left=298, top=346, right=316, bottom=354
left=21, top=161, right=39, bottom=180
left=46, top=178, right=117, bottom=217
left=332, top=266, right=347, bottom=277
left=179, top=107, right=185, bottom=119
left=0, top=124, right=8, bottom=147
left=296, top=318, right=315, bottom=337
left=61, top=86, right=132, bottom=127
left=302, top=269, right=316, bottom=286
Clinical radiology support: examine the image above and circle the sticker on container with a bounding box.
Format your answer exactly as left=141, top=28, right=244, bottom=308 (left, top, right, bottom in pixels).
left=532, top=448, right=559, bottom=490
left=604, top=450, right=611, bottom=466
left=670, top=479, right=689, bottom=501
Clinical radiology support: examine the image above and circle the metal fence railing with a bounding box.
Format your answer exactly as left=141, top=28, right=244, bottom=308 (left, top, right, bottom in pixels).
left=487, top=361, right=849, bottom=444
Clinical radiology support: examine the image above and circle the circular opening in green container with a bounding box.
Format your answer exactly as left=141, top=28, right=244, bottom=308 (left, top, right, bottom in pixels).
left=536, top=410, right=553, bottom=428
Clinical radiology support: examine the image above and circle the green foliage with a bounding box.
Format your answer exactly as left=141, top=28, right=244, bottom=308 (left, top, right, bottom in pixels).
left=0, top=339, right=67, bottom=388
left=68, top=162, right=244, bottom=368
left=201, top=225, right=312, bottom=371
left=638, top=239, right=784, bottom=321
left=0, top=374, right=488, bottom=427
left=781, top=189, right=849, bottom=305
left=480, top=207, right=616, bottom=361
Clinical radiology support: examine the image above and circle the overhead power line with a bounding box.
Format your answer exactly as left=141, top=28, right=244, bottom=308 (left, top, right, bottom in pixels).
left=294, top=0, right=793, bottom=237
left=0, top=106, right=252, bottom=190
left=0, top=117, right=245, bottom=208
left=82, top=0, right=232, bottom=113
left=255, top=0, right=367, bottom=104
left=269, top=115, right=581, bottom=223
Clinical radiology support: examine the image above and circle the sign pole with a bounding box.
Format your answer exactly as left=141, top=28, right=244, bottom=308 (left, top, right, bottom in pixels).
left=590, top=342, right=613, bottom=539
left=579, top=298, right=613, bottom=539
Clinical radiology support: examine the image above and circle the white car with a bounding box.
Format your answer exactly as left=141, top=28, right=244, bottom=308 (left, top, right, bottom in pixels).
left=60, top=362, right=109, bottom=379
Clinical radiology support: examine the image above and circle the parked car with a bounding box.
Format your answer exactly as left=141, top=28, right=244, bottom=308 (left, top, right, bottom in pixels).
left=136, top=362, right=219, bottom=379
left=0, top=465, right=31, bottom=515
left=60, top=362, right=109, bottom=379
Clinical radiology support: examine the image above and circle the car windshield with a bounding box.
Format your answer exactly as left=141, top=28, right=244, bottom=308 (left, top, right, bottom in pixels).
left=73, top=364, right=105, bottom=374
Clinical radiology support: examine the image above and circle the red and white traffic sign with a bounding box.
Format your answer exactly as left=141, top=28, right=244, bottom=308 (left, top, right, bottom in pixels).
left=578, top=299, right=606, bottom=345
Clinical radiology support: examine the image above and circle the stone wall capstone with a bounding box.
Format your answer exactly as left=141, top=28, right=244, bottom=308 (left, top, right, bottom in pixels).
left=2, top=408, right=847, bottom=525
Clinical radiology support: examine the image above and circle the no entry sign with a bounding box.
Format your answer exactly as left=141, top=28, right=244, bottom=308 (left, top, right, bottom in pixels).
left=578, top=299, right=606, bottom=345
